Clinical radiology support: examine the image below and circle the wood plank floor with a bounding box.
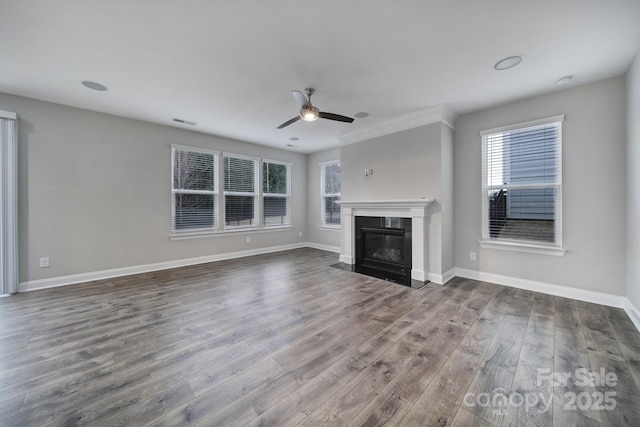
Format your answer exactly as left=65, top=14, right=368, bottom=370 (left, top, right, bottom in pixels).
left=1, top=248, right=639, bottom=426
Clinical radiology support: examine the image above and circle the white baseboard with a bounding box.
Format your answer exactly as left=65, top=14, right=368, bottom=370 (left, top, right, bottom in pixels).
left=442, top=268, right=456, bottom=284
left=624, top=299, right=640, bottom=333
left=306, top=242, right=341, bottom=253
left=427, top=273, right=442, bottom=284
left=19, top=243, right=309, bottom=292
left=455, top=267, right=628, bottom=308
left=427, top=268, right=456, bottom=285
left=339, top=254, right=354, bottom=264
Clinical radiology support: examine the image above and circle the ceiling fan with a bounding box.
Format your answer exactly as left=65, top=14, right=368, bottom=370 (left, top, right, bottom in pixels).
left=277, top=88, right=354, bottom=129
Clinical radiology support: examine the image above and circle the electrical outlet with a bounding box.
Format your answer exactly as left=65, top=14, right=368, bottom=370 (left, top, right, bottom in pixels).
left=40, top=257, right=50, bottom=268
left=298, top=231, right=303, bottom=237
left=246, top=236, right=251, bottom=243
left=469, top=252, right=477, bottom=261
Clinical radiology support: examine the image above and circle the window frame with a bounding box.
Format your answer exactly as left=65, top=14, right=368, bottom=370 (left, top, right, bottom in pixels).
left=170, top=145, right=293, bottom=239
left=479, top=116, right=566, bottom=256
left=320, top=159, right=341, bottom=229
left=171, top=144, right=220, bottom=234
left=262, top=159, right=292, bottom=228
left=223, top=152, right=259, bottom=230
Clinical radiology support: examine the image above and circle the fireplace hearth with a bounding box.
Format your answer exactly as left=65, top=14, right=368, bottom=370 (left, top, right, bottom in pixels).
left=355, top=216, right=412, bottom=286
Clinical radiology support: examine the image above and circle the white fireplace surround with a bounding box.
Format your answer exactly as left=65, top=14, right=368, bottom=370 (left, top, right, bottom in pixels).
left=338, top=199, right=433, bottom=286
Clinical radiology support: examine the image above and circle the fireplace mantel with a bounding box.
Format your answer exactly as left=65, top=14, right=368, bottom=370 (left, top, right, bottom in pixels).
left=339, top=199, right=433, bottom=211
left=339, top=199, right=433, bottom=287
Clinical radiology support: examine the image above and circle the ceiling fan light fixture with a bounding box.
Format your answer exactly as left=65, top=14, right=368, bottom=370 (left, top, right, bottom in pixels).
left=300, top=105, right=319, bottom=121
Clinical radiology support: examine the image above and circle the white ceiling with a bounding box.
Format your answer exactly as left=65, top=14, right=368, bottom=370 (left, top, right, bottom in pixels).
left=1, top=1, right=639, bottom=153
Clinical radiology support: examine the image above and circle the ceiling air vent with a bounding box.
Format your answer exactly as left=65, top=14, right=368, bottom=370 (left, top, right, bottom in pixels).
left=173, top=118, right=197, bottom=126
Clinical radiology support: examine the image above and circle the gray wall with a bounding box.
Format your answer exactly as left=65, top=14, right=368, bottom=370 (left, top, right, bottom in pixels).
left=306, top=147, right=341, bottom=250
left=340, top=122, right=452, bottom=278
left=441, top=123, right=454, bottom=274
left=340, top=124, right=442, bottom=201
left=454, top=76, right=627, bottom=295
left=628, top=51, right=640, bottom=309
left=1, top=93, right=307, bottom=283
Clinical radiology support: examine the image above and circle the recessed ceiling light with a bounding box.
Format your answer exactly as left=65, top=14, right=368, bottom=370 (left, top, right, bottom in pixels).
left=285, top=144, right=299, bottom=148
left=354, top=112, right=369, bottom=118
left=494, top=55, right=524, bottom=71
left=81, top=80, right=107, bottom=91
left=289, top=137, right=300, bottom=141
left=555, top=75, right=574, bottom=86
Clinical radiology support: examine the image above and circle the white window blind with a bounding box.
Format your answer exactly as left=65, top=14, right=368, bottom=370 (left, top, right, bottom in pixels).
left=224, top=154, right=258, bottom=229
left=172, top=146, right=218, bottom=232
left=481, top=116, right=563, bottom=246
left=321, top=160, right=341, bottom=226
left=263, top=160, right=291, bottom=226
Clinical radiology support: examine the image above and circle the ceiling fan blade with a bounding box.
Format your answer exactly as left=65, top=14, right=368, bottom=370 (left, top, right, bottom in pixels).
left=318, top=112, right=354, bottom=123
left=277, top=116, right=301, bottom=129
left=291, top=90, right=310, bottom=107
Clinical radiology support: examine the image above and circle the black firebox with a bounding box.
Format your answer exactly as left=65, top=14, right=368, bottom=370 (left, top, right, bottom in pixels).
left=354, top=216, right=412, bottom=286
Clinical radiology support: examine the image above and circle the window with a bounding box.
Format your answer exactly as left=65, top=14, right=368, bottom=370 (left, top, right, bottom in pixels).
left=172, top=145, right=293, bottom=236
left=321, top=160, right=341, bottom=226
left=172, top=146, right=218, bottom=232
left=224, top=154, right=258, bottom=229
left=481, top=116, right=564, bottom=252
left=263, top=160, right=291, bottom=226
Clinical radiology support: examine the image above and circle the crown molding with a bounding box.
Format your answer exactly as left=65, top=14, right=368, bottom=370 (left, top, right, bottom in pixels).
left=338, top=105, right=457, bottom=147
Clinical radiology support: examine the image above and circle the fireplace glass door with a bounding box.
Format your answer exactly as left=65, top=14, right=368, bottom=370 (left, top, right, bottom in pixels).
left=362, top=229, right=405, bottom=266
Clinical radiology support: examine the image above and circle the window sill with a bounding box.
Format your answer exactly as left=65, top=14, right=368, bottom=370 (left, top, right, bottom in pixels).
left=319, top=225, right=341, bottom=231
left=171, top=226, right=293, bottom=240
left=479, top=239, right=566, bottom=256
